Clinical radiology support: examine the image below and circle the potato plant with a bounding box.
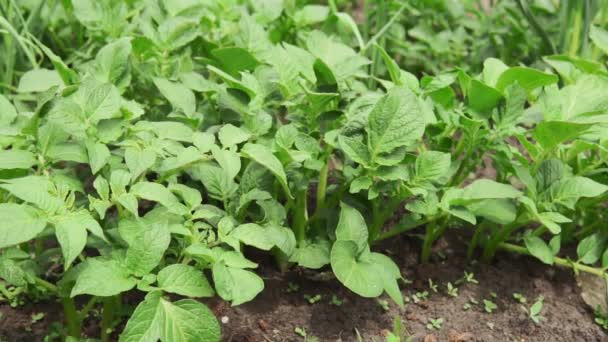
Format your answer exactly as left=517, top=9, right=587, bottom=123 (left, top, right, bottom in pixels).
left=1, top=0, right=608, bottom=341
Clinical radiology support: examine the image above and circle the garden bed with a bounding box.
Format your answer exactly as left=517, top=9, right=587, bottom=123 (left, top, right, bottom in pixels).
left=2, top=232, right=604, bottom=341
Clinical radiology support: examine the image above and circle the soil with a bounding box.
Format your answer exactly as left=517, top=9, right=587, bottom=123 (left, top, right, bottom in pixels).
left=1, top=231, right=606, bottom=342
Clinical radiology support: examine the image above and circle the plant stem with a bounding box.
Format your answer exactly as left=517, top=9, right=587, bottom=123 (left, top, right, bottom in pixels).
left=374, top=216, right=435, bottom=242
left=293, top=189, right=308, bottom=245
left=420, top=217, right=449, bottom=263
left=482, top=218, right=528, bottom=262
left=100, top=296, right=116, bottom=342
left=62, top=297, right=81, bottom=338
left=315, top=148, right=331, bottom=217
left=467, top=222, right=488, bottom=260
left=498, top=242, right=607, bottom=277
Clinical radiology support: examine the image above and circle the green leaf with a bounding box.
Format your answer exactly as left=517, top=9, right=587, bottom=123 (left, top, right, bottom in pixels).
left=532, top=121, right=591, bottom=150
left=0, top=150, right=37, bottom=169
left=468, top=80, right=503, bottom=114
left=0, top=94, right=17, bottom=126
left=590, top=25, right=608, bottom=55
left=218, top=124, right=251, bottom=147
left=86, top=142, right=110, bottom=174
left=335, top=203, right=369, bottom=252
left=53, top=211, right=103, bottom=269
left=71, top=258, right=136, bottom=297
left=153, top=78, right=196, bottom=117
left=120, top=292, right=220, bottom=342
left=0, top=204, right=46, bottom=248
left=330, top=241, right=383, bottom=297
left=241, top=143, right=292, bottom=199
left=367, top=86, right=425, bottom=157
left=230, top=223, right=274, bottom=250
left=76, top=78, right=122, bottom=124
left=538, top=212, right=571, bottom=235
left=211, top=47, right=260, bottom=76
left=289, top=241, right=331, bottom=269
left=212, top=262, right=264, bottom=306
left=119, top=292, right=163, bottom=342
left=192, top=162, right=238, bottom=202
left=338, top=135, right=370, bottom=167
left=93, top=37, right=132, bottom=89
left=157, top=264, right=214, bottom=298
left=415, top=151, right=451, bottom=182
left=524, top=235, right=554, bottom=265
left=131, top=182, right=188, bottom=215
left=124, top=220, right=171, bottom=276
left=125, top=148, right=156, bottom=181
left=161, top=299, right=221, bottom=342
left=577, top=232, right=608, bottom=265
left=211, top=146, right=241, bottom=180
left=461, top=179, right=522, bottom=200
left=555, top=177, right=608, bottom=203
left=17, top=69, right=63, bottom=93
left=0, top=176, right=64, bottom=213
left=495, top=67, right=558, bottom=93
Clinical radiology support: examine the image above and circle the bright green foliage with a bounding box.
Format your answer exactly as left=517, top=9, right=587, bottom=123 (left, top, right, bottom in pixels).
left=1, top=0, right=608, bottom=341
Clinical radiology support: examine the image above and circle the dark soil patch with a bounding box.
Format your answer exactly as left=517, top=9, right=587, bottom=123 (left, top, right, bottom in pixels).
left=217, top=232, right=606, bottom=342
left=1, top=232, right=606, bottom=342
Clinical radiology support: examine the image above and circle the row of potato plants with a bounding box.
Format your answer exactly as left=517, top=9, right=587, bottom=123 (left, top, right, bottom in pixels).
left=1, top=0, right=608, bottom=340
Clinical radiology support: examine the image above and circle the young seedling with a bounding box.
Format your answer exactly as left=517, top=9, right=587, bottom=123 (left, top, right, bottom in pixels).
left=378, top=299, right=390, bottom=311
left=484, top=299, right=498, bottom=313
left=446, top=282, right=459, bottom=297
left=527, top=296, right=544, bottom=324
left=295, top=327, right=319, bottom=342
left=513, top=293, right=527, bottom=304
left=304, top=294, right=322, bottom=304
left=412, top=291, right=429, bottom=304
left=594, top=307, right=608, bottom=330
left=287, top=282, right=300, bottom=293
left=330, top=295, right=343, bottom=306
left=428, top=279, right=438, bottom=293
left=426, top=318, right=444, bottom=331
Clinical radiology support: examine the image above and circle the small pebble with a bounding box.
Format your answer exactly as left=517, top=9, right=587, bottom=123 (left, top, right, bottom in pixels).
left=221, top=316, right=229, bottom=324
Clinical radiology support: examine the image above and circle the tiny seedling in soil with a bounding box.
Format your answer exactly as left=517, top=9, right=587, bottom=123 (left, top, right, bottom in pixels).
left=294, top=327, right=319, bottom=342
left=428, top=279, right=438, bottom=293
left=462, top=303, right=472, bottom=311
left=31, top=312, right=45, bottom=324
left=446, top=282, right=458, bottom=297
left=594, top=307, right=608, bottom=330
left=513, top=293, right=527, bottom=304
left=484, top=299, right=498, bottom=313
left=378, top=299, right=390, bottom=311
left=412, top=291, right=429, bottom=304
left=426, top=318, right=444, bottom=331
left=330, top=295, right=343, bottom=306
left=528, top=296, right=544, bottom=324
left=304, top=294, right=321, bottom=304
left=463, top=271, right=479, bottom=284
left=287, top=282, right=300, bottom=293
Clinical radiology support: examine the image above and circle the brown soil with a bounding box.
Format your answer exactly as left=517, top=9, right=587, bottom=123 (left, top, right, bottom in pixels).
left=1, top=232, right=606, bottom=342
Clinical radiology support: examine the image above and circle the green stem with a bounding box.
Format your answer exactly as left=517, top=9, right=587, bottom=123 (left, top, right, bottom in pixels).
left=420, top=221, right=437, bottom=263
left=293, top=189, right=308, bottom=245
left=374, top=216, right=436, bottom=242
left=315, top=149, right=331, bottom=217
left=369, top=200, right=384, bottom=243
left=62, top=297, right=81, bottom=338
left=514, top=0, right=556, bottom=55
left=100, top=296, right=116, bottom=342
left=34, top=276, right=58, bottom=293
left=498, top=242, right=607, bottom=277
left=79, top=297, right=98, bottom=322
left=482, top=218, right=528, bottom=262
left=467, top=222, right=488, bottom=260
